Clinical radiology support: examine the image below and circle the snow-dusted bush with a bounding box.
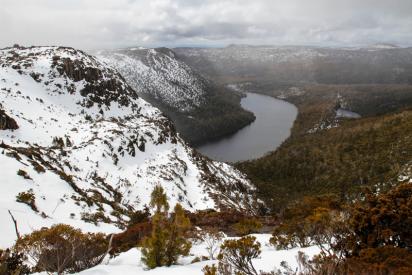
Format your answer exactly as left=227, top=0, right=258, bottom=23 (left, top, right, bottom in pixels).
left=14, top=224, right=109, bottom=274
left=203, top=236, right=261, bottom=275
left=198, top=228, right=224, bottom=260
left=0, top=248, right=30, bottom=275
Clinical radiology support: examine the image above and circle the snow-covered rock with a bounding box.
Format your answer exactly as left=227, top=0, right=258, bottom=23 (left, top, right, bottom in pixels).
left=0, top=46, right=258, bottom=248
left=96, top=47, right=207, bottom=113
left=94, top=47, right=255, bottom=146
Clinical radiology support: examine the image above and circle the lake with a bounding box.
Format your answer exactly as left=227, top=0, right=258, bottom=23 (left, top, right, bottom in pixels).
left=196, top=92, right=298, bottom=162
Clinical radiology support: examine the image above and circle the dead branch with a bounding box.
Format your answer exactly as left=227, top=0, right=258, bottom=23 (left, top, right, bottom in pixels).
left=8, top=210, right=21, bottom=239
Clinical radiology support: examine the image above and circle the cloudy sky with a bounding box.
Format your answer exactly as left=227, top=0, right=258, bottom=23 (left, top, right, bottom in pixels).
left=1, top=0, right=412, bottom=49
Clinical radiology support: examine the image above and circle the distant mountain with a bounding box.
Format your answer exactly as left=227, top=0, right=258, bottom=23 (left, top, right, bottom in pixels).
left=96, top=47, right=255, bottom=146
left=0, top=45, right=259, bottom=247
left=366, top=43, right=400, bottom=50
left=174, top=45, right=412, bottom=87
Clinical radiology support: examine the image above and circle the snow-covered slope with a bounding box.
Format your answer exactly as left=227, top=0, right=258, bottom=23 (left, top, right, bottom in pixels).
left=73, top=234, right=320, bottom=275
left=0, top=46, right=258, bottom=247
left=97, top=48, right=207, bottom=113
left=94, top=47, right=256, bottom=146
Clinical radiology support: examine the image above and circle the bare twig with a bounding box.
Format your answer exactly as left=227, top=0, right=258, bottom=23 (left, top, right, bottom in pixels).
left=8, top=210, right=21, bottom=239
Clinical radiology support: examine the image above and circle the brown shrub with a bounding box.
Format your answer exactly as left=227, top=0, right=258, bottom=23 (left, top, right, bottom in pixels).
left=111, top=221, right=152, bottom=254
left=0, top=249, right=30, bottom=275
left=14, top=224, right=108, bottom=274
left=0, top=108, right=19, bottom=130
left=16, top=189, right=38, bottom=212
left=188, top=210, right=274, bottom=235
left=343, top=246, right=412, bottom=275
left=269, top=195, right=345, bottom=249
left=17, top=169, right=31, bottom=180
left=203, top=236, right=261, bottom=275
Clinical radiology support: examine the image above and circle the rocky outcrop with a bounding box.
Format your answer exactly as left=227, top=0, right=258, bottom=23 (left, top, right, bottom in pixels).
left=0, top=107, right=18, bottom=130
left=51, top=49, right=138, bottom=108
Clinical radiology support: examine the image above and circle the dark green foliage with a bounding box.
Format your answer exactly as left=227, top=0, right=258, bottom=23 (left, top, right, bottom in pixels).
left=239, top=109, right=412, bottom=212
left=149, top=185, right=169, bottom=214
left=164, top=204, right=192, bottom=266
left=233, top=218, right=262, bottom=236
left=141, top=213, right=169, bottom=269
left=141, top=186, right=192, bottom=269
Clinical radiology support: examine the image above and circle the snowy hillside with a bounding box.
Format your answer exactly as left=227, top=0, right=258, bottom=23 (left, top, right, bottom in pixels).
left=97, top=48, right=207, bottom=113
left=0, top=46, right=258, bottom=248
left=73, top=234, right=320, bottom=275
left=94, top=47, right=255, bottom=146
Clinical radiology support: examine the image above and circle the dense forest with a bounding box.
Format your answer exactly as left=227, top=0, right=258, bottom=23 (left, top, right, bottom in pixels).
left=238, top=108, right=412, bottom=211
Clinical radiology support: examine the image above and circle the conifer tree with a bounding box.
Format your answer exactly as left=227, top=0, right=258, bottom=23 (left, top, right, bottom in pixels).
left=141, top=212, right=168, bottom=268
left=164, top=203, right=192, bottom=266
left=141, top=186, right=192, bottom=269
left=150, top=185, right=169, bottom=214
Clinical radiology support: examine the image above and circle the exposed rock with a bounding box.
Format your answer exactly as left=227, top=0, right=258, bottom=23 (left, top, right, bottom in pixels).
left=0, top=107, right=18, bottom=130
left=0, top=46, right=260, bottom=246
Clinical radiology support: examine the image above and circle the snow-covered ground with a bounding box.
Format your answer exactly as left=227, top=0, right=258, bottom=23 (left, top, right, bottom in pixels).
left=0, top=46, right=258, bottom=248
left=96, top=48, right=208, bottom=113
left=336, top=108, right=361, bottom=119
left=73, top=234, right=320, bottom=275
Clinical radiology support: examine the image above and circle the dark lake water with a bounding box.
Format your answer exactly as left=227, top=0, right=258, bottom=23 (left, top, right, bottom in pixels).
left=196, top=92, right=298, bottom=162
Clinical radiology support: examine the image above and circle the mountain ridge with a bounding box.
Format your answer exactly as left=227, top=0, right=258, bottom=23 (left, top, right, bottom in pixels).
left=96, top=47, right=255, bottom=146
left=0, top=45, right=259, bottom=247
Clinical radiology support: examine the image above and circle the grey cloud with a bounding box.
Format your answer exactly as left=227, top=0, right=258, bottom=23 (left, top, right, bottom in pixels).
left=0, top=0, right=411, bottom=49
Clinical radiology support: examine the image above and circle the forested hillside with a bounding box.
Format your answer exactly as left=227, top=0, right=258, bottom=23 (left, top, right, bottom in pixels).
left=238, top=105, right=412, bottom=211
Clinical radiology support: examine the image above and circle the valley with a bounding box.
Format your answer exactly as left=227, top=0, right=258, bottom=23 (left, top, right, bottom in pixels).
left=1, top=44, right=411, bottom=275
left=1, top=1, right=412, bottom=274
left=174, top=45, right=412, bottom=211
left=197, top=92, right=297, bottom=163
left=95, top=47, right=255, bottom=146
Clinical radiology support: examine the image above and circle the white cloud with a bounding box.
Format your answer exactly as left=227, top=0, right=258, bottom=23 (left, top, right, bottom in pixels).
left=1, top=0, right=411, bottom=49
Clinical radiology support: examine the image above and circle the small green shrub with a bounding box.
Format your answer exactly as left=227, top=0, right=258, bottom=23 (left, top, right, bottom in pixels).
left=233, top=218, right=262, bottom=236
left=141, top=186, right=192, bottom=269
